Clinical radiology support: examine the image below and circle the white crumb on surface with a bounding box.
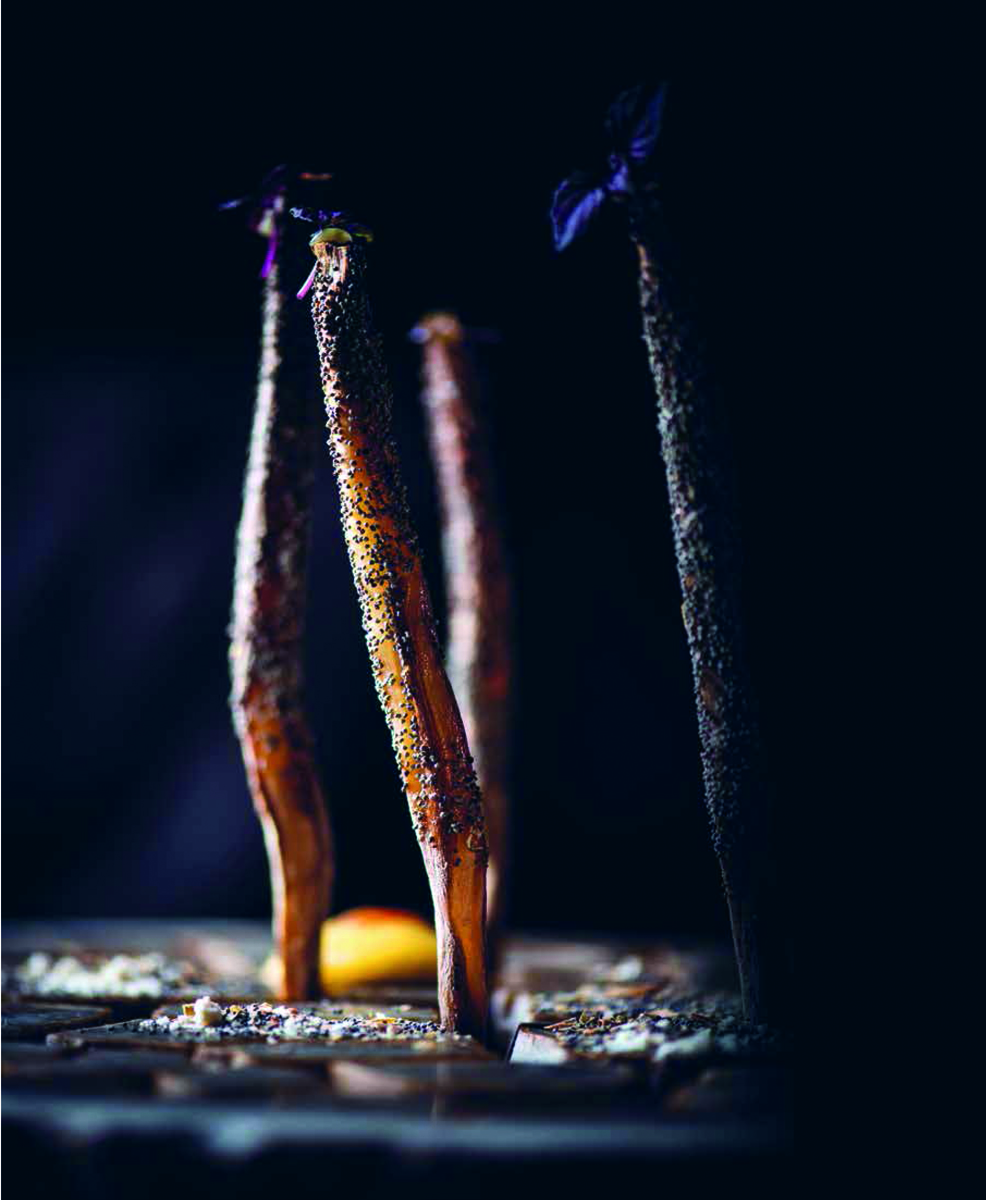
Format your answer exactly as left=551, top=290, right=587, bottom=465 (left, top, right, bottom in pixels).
left=191, top=996, right=224, bottom=1027
left=14, top=952, right=192, bottom=998
left=653, top=1028, right=714, bottom=1061
left=604, top=1027, right=654, bottom=1055
left=606, top=956, right=645, bottom=982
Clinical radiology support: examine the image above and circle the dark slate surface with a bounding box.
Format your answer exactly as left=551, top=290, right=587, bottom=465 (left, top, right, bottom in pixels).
left=2, top=920, right=793, bottom=1190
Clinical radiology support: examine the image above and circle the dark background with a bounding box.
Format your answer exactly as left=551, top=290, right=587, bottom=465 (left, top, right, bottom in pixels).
left=2, top=16, right=808, bottom=947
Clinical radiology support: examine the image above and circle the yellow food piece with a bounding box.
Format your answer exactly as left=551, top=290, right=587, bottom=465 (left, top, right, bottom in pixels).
left=259, top=907, right=438, bottom=997
left=320, top=907, right=437, bottom=995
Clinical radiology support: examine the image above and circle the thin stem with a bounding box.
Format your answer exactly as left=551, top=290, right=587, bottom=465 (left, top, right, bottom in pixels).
left=629, top=199, right=789, bottom=1026
left=415, top=313, right=512, bottom=934
left=229, top=219, right=333, bottom=1001
left=309, top=243, right=489, bottom=1038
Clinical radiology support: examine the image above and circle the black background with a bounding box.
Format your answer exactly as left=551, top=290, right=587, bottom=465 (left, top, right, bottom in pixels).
left=2, top=14, right=809, bottom=948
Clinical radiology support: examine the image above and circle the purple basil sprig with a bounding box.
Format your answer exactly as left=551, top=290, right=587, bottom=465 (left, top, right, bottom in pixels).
left=220, top=165, right=291, bottom=278
left=550, top=84, right=667, bottom=251
left=221, top=169, right=336, bottom=280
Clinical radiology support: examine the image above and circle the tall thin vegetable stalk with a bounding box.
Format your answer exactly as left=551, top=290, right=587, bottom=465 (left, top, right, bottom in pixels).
left=412, top=314, right=512, bottom=934
left=295, top=211, right=489, bottom=1037
left=552, top=87, right=789, bottom=1026
left=227, top=170, right=334, bottom=1000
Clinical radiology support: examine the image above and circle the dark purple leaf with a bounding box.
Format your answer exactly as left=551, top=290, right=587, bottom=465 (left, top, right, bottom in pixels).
left=604, top=84, right=667, bottom=164
left=627, top=85, right=667, bottom=163
left=607, top=154, right=630, bottom=195
left=605, top=85, right=643, bottom=147
left=551, top=172, right=608, bottom=251
left=219, top=165, right=289, bottom=214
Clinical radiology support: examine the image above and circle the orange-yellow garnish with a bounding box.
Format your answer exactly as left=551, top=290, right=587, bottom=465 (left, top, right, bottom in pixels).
left=260, top=907, right=438, bottom=996
left=320, top=907, right=436, bottom=996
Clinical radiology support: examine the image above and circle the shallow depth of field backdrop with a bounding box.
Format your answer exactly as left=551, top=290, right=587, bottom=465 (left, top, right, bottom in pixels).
left=2, top=17, right=808, bottom=949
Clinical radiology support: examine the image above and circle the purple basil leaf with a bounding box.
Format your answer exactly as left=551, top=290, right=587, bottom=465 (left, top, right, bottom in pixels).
left=219, top=166, right=288, bottom=214
left=604, top=84, right=667, bottom=164
left=218, top=194, right=250, bottom=211
left=627, top=84, right=666, bottom=162
left=551, top=172, right=608, bottom=250
left=604, top=84, right=645, bottom=149
left=607, top=154, right=630, bottom=195
left=261, top=164, right=289, bottom=188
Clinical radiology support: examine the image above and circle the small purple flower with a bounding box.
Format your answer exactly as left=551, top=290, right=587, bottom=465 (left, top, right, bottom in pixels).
left=221, top=168, right=337, bottom=280
left=550, top=84, right=668, bottom=251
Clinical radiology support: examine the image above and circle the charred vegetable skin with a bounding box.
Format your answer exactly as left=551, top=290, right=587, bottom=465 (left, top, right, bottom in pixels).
left=414, top=314, right=512, bottom=933
left=229, top=177, right=334, bottom=1001
left=306, top=228, right=489, bottom=1038
left=552, top=88, right=788, bottom=1026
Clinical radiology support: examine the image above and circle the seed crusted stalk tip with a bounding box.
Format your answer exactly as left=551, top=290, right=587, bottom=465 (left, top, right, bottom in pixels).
left=309, top=240, right=489, bottom=1038
left=229, top=192, right=334, bottom=1001
left=414, top=313, right=512, bottom=934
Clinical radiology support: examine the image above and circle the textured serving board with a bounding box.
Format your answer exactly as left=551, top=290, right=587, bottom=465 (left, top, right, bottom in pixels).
left=45, top=1003, right=492, bottom=1073
left=3, top=1046, right=198, bottom=1093
left=150, top=1000, right=440, bottom=1023
left=330, top=1059, right=637, bottom=1099
left=2, top=1002, right=112, bottom=1041
left=490, top=940, right=739, bottom=1042
left=153, top=1061, right=329, bottom=1100
left=508, top=1008, right=794, bottom=1117
left=2, top=920, right=793, bottom=1187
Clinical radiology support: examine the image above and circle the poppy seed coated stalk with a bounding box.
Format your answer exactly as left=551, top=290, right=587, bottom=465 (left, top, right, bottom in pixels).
left=413, top=314, right=512, bottom=935
left=552, top=87, right=789, bottom=1026
left=228, top=171, right=334, bottom=1002
left=631, top=207, right=787, bottom=1027
left=304, top=227, right=489, bottom=1038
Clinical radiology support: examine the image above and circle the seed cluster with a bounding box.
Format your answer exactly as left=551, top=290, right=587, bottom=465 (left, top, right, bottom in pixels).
left=135, top=1000, right=466, bottom=1046
left=545, top=1000, right=789, bottom=1062
left=310, top=246, right=487, bottom=860
left=524, top=981, right=677, bottom=1023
